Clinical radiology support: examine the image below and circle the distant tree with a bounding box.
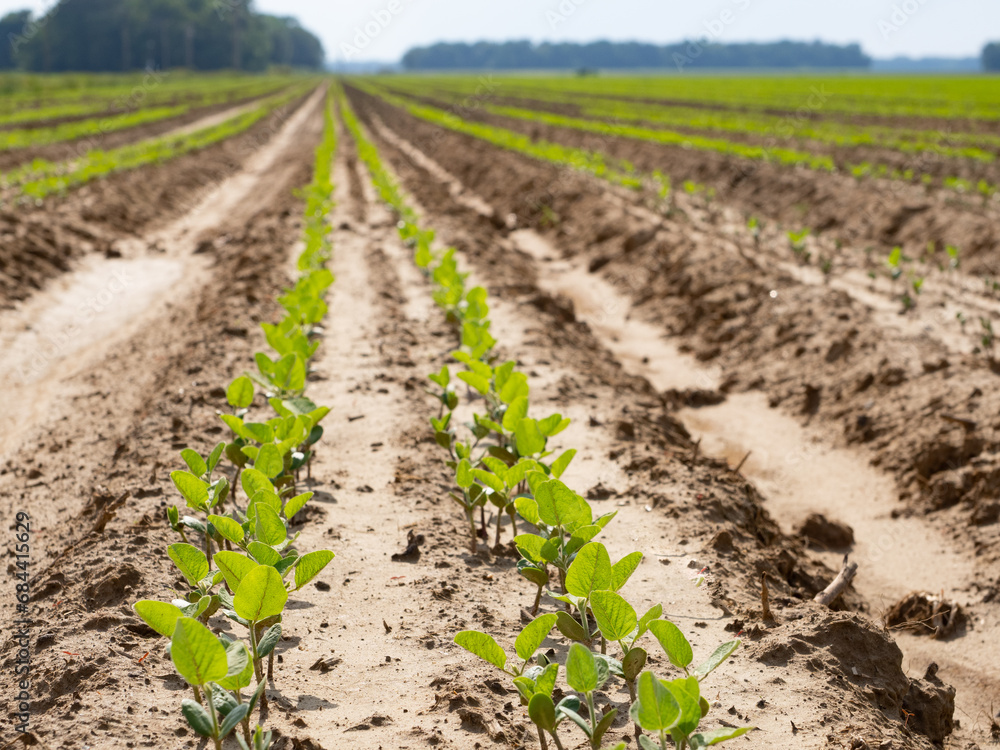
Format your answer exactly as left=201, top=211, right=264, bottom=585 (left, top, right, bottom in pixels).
left=0, top=10, right=33, bottom=69
left=984, top=42, right=1000, bottom=72
left=13, top=0, right=323, bottom=72
left=402, top=39, right=871, bottom=71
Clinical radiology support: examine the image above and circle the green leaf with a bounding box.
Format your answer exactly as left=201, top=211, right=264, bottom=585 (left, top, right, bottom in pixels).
left=693, top=640, right=741, bottom=680
left=218, top=641, right=254, bottom=691
left=689, top=727, right=754, bottom=748
left=220, top=414, right=251, bottom=440
left=257, top=622, right=282, bottom=657
left=240, top=468, right=274, bottom=499
left=593, top=706, right=618, bottom=746
left=219, top=703, right=250, bottom=739
left=514, top=534, right=547, bottom=564
left=555, top=610, right=590, bottom=643
left=528, top=693, right=556, bottom=732
left=132, top=600, right=184, bottom=638
left=636, top=604, right=663, bottom=639
left=454, top=631, right=507, bottom=672
left=227, top=376, right=255, bottom=409
left=535, top=661, right=559, bottom=697
left=180, top=449, right=208, bottom=477
left=247, top=541, right=281, bottom=566
left=630, top=671, right=680, bottom=732
left=649, top=620, right=694, bottom=671
left=214, top=551, right=257, bottom=592
left=499, top=371, right=529, bottom=403
left=171, top=471, right=209, bottom=510
left=663, top=676, right=702, bottom=736
left=457, top=370, right=490, bottom=395
left=168, top=543, right=210, bottom=588
left=170, top=617, right=228, bottom=687
left=456, top=458, right=474, bottom=488
left=590, top=590, right=638, bottom=642
left=550, top=449, right=576, bottom=478
left=515, top=419, right=546, bottom=456
left=535, top=480, right=592, bottom=530
left=206, top=442, right=225, bottom=473
left=565, top=643, right=598, bottom=694
left=514, top=497, right=541, bottom=527
left=639, top=735, right=660, bottom=750
left=623, top=647, right=648, bottom=682
left=515, top=614, right=558, bottom=662
left=565, top=542, right=612, bottom=599
left=254, top=505, right=287, bottom=546
left=233, top=565, right=288, bottom=622
left=181, top=699, right=214, bottom=737
left=208, top=515, right=245, bottom=545
left=611, top=551, right=643, bottom=591
left=502, top=396, right=529, bottom=433
left=294, top=550, right=335, bottom=590
left=284, top=492, right=313, bottom=519
left=254, top=443, right=284, bottom=479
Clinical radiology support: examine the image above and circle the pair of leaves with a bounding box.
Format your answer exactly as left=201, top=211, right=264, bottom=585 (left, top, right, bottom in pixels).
left=648, top=621, right=741, bottom=681
left=454, top=614, right=558, bottom=675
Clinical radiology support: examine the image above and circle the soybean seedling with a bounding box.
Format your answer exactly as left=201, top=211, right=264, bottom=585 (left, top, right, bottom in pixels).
left=455, top=615, right=583, bottom=750
left=560, top=643, right=620, bottom=750
left=514, top=479, right=618, bottom=611
left=169, top=444, right=230, bottom=566
left=787, top=228, right=811, bottom=263
left=169, top=617, right=260, bottom=750
left=630, top=671, right=752, bottom=750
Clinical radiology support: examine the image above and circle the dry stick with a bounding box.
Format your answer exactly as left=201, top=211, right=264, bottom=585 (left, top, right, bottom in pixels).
left=734, top=450, right=753, bottom=474
left=760, top=573, right=773, bottom=621
left=815, top=556, right=858, bottom=606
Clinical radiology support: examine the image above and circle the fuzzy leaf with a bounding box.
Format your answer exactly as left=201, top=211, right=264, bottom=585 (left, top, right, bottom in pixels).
left=227, top=376, right=255, bottom=409
left=254, top=505, right=287, bottom=546
left=565, top=542, right=612, bottom=599
left=590, top=590, right=638, bottom=642
left=690, top=727, right=754, bottom=748
left=284, top=492, right=313, bottom=519
left=168, top=543, right=210, bottom=588
left=257, top=622, right=282, bottom=658
left=294, top=550, right=335, bottom=590
left=180, top=449, right=208, bottom=477
left=214, top=551, right=256, bottom=592
left=171, top=471, right=209, bottom=510
left=233, top=565, right=288, bottom=622
left=133, top=600, right=184, bottom=638
left=171, top=617, right=228, bottom=687
left=254, top=444, right=284, bottom=479
left=454, top=631, right=507, bottom=672
left=630, top=671, right=680, bottom=732
left=515, top=614, right=558, bottom=662
left=181, top=699, right=214, bottom=737
left=693, top=640, right=741, bottom=680
left=565, top=643, right=598, bottom=694
left=208, top=515, right=245, bottom=545
left=611, top=551, right=643, bottom=591
left=649, top=621, right=694, bottom=670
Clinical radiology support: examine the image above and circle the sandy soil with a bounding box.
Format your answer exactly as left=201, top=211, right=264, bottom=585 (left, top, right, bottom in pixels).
left=0, top=79, right=994, bottom=750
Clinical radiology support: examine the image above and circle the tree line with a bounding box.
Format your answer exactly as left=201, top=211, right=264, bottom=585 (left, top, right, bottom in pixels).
left=401, top=40, right=873, bottom=71
left=0, top=0, right=324, bottom=73
left=984, top=43, right=1000, bottom=71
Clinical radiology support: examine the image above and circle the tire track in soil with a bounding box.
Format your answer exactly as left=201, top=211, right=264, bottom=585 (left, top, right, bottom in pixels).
left=340, top=98, right=954, bottom=750
left=349, top=89, right=1000, bottom=749
left=0, top=88, right=325, bottom=750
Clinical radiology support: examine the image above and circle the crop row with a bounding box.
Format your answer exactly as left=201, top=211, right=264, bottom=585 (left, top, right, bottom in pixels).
left=348, top=81, right=671, bottom=199
left=410, top=73, right=1000, bottom=120
left=129, top=86, right=338, bottom=750
left=0, top=76, right=297, bottom=127
left=1, top=83, right=315, bottom=201
left=385, top=77, right=1000, bottom=162
left=362, top=81, right=999, bottom=201
left=339, top=86, right=752, bottom=750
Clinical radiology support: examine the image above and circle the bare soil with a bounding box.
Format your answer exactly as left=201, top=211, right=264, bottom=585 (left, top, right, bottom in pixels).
left=0, top=79, right=995, bottom=750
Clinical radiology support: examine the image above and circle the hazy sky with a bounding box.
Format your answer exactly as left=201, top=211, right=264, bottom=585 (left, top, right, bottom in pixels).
left=3, top=0, right=998, bottom=63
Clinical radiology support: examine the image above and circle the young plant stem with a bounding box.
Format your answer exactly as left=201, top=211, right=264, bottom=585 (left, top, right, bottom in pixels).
left=467, top=509, right=478, bottom=554
left=192, top=685, right=202, bottom=704
left=204, top=684, right=223, bottom=750
left=531, top=584, right=543, bottom=615
left=537, top=726, right=549, bottom=750
left=550, top=730, right=566, bottom=750
left=268, top=651, right=275, bottom=682
left=494, top=509, right=503, bottom=547
left=586, top=693, right=598, bottom=748
left=178, top=527, right=190, bottom=544
left=507, top=506, right=517, bottom=536
left=204, top=531, right=213, bottom=571
left=249, top=620, right=263, bottom=682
